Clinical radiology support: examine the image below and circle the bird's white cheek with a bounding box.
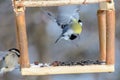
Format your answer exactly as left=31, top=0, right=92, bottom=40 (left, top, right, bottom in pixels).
left=79, top=23, right=83, bottom=26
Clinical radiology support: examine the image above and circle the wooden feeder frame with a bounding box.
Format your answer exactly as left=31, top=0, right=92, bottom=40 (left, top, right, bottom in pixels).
left=12, top=0, right=115, bottom=75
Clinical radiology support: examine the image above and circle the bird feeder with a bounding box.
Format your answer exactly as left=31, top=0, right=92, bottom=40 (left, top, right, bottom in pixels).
left=12, top=0, right=115, bottom=75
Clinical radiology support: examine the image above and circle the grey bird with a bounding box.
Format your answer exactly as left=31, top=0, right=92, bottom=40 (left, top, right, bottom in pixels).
left=0, top=48, right=20, bottom=73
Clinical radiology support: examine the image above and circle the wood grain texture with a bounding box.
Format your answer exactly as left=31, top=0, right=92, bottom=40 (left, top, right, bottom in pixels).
left=15, top=12, right=30, bottom=68
left=97, top=10, right=106, bottom=62
left=21, top=65, right=114, bottom=75
left=15, top=0, right=111, bottom=7
left=106, top=10, right=115, bottom=65
left=99, top=0, right=115, bottom=10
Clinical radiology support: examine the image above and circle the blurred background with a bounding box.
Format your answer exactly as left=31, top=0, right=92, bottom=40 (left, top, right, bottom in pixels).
left=0, top=0, right=120, bottom=80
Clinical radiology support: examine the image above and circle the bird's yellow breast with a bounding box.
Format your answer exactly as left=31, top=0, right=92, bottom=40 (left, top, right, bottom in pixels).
left=71, top=22, right=82, bottom=34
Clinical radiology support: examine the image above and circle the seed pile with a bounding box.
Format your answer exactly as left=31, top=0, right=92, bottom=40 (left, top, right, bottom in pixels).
left=50, top=60, right=105, bottom=66
left=33, top=60, right=105, bottom=67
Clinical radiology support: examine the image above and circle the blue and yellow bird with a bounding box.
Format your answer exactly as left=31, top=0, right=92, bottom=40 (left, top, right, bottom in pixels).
left=41, top=8, right=83, bottom=43
left=55, top=18, right=83, bottom=43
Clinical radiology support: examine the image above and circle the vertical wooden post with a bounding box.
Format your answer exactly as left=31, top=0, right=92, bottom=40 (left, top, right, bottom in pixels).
left=13, top=0, right=30, bottom=68
left=99, top=0, right=115, bottom=65
left=15, top=12, right=30, bottom=68
left=15, top=20, right=20, bottom=49
left=97, top=10, right=106, bottom=62
left=106, top=10, right=115, bottom=65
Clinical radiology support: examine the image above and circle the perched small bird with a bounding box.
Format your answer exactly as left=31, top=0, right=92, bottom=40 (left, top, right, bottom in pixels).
left=0, top=48, right=20, bottom=73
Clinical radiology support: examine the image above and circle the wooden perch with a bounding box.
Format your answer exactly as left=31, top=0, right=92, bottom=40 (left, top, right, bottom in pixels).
left=15, top=0, right=111, bottom=7
left=21, top=65, right=114, bottom=75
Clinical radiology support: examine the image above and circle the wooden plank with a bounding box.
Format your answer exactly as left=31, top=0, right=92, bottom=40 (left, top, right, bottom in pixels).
left=21, top=65, right=114, bottom=75
left=15, top=0, right=111, bottom=7
left=97, top=10, right=106, bottom=62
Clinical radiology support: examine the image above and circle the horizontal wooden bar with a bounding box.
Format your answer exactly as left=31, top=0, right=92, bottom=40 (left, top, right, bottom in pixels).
left=15, top=0, right=111, bottom=7
left=21, top=65, right=114, bottom=75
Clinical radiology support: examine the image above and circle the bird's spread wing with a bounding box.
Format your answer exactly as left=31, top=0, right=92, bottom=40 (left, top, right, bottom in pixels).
left=56, top=15, right=72, bottom=26
left=71, top=9, right=81, bottom=21
left=56, top=9, right=81, bottom=28
left=40, top=8, right=57, bottom=22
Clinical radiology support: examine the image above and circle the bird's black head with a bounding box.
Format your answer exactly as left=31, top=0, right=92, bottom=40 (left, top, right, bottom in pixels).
left=8, top=48, right=20, bottom=57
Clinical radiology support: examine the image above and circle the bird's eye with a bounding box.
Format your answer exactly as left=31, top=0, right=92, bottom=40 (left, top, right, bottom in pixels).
left=12, top=54, right=16, bottom=57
